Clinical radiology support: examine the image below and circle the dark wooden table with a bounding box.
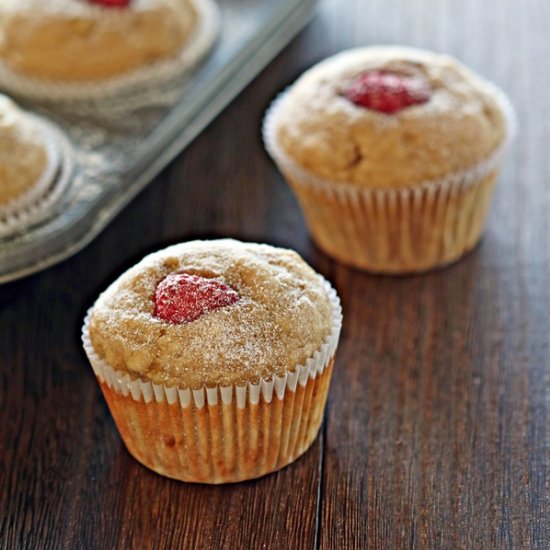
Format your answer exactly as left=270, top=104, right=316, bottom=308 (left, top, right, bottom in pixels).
left=1, top=0, right=549, bottom=548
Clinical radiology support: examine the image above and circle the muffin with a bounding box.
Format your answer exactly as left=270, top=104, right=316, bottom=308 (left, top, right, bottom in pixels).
left=264, top=46, right=516, bottom=273
left=0, top=0, right=219, bottom=99
left=82, top=239, right=342, bottom=483
left=0, top=94, right=62, bottom=231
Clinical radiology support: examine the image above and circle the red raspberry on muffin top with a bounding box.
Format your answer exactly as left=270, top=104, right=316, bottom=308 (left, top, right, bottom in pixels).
left=88, top=0, right=131, bottom=7
left=154, top=273, right=241, bottom=324
left=345, top=70, right=431, bottom=114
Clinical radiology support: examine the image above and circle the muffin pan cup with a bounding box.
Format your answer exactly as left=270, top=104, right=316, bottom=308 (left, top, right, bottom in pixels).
left=263, top=83, right=517, bottom=274
left=82, top=278, right=342, bottom=484
left=0, top=0, right=220, bottom=104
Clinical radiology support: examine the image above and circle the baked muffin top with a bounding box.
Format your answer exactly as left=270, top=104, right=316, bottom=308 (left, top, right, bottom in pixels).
left=88, top=239, right=335, bottom=388
left=270, top=46, right=510, bottom=188
left=0, top=95, right=48, bottom=207
left=0, top=0, right=197, bottom=81
left=0, top=0, right=189, bottom=16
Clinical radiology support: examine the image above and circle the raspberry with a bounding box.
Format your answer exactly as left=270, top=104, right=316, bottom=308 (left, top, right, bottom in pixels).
left=154, top=273, right=240, bottom=324
left=345, top=70, right=431, bottom=114
left=89, top=0, right=131, bottom=7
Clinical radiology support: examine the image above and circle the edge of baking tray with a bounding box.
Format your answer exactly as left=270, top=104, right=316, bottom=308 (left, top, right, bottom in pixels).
left=0, top=0, right=318, bottom=284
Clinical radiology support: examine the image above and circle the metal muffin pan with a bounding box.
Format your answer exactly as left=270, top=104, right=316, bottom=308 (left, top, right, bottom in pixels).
left=0, top=0, right=318, bottom=283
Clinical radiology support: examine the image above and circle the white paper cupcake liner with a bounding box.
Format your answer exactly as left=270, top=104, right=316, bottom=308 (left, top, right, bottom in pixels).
left=82, top=276, right=342, bottom=483
left=0, top=115, right=74, bottom=237
left=263, top=83, right=517, bottom=273
left=0, top=0, right=220, bottom=106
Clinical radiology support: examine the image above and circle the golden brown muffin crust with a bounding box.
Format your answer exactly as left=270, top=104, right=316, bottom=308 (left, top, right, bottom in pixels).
left=0, top=95, right=47, bottom=206
left=0, top=0, right=197, bottom=81
left=88, top=240, right=334, bottom=388
left=272, top=46, right=508, bottom=188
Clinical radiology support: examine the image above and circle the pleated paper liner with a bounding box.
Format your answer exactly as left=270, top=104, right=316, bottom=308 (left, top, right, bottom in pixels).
left=263, top=83, right=517, bottom=274
left=82, top=277, right=342, bottom=484
left=0, top=115, right=74, bottom=238
left=0, top=0, right=220, bottom=109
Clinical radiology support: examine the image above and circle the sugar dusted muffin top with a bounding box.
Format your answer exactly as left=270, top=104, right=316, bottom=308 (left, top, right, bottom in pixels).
left=0, top=0, right=197, bottom=81
left=88, top=239, right=334, bottom=388
left=271, top=46, right=509, bottom=188
left=0, top=95, right=48, bottom=206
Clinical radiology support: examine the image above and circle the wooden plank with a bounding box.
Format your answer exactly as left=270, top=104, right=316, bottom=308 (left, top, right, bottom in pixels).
left=0, top=95, right=324, bottom=548
left=318, top=0, right=550, bottom=547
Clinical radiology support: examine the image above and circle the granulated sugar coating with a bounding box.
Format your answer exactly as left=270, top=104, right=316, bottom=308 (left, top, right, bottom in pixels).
left=88, top=239, right=334, bottom=388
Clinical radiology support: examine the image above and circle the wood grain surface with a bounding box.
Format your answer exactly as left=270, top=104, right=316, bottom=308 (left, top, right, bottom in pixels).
left=1, top=0, right=549, bottom=548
